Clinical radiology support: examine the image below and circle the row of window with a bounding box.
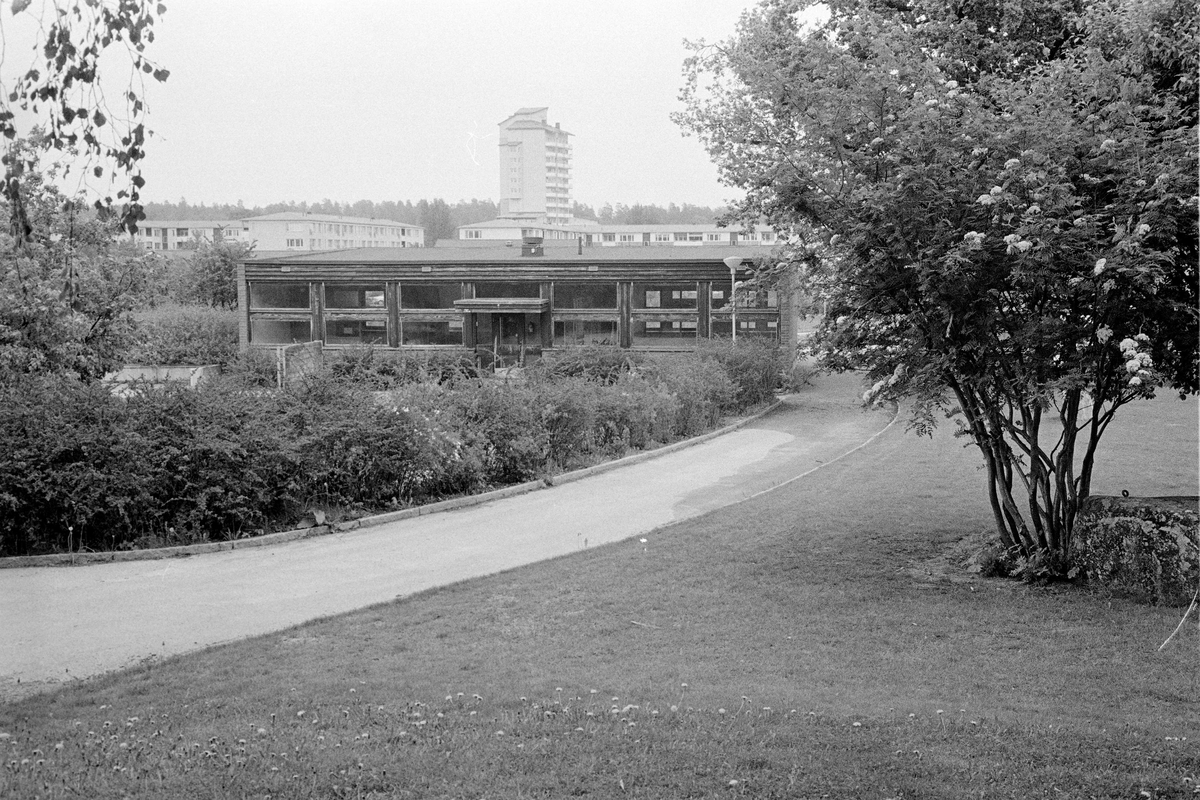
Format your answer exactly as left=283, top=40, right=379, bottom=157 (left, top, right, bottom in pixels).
left=248, top=282, right=777, bottom=312
left=141, top=227, right=237, bottom=238
left=251, top=317, right=776, bottom=348
left=302, top=222, right=414, bottom=237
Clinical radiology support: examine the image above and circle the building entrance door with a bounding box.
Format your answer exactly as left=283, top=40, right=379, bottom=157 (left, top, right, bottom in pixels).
left=493, top=313, right=526, bottom=368
left=472, top=313, right=541, bottom=370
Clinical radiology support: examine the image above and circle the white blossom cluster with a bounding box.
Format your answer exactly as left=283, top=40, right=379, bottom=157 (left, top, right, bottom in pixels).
left=862, top=363, right=907, bottom=406
left=1118, top=334, right=1154, bottom=387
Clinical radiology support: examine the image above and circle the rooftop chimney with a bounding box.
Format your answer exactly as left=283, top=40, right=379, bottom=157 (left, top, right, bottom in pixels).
left=521, top=236, right=544, bottom=257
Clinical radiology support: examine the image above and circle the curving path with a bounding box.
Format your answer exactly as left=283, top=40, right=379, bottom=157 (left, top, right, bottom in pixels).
left=0, top=373, right=894, bottom=701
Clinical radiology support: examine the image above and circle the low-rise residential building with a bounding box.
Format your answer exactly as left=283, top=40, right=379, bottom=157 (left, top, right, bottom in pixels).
left=135, top=213, right=425, bottom=253
left=456, top=220, right=780, bottom=247
left=242, top=212, right=424, bottom=252
left=134, top=220, right=245, bottom=251
left=239, top=240, right=792, bottom=368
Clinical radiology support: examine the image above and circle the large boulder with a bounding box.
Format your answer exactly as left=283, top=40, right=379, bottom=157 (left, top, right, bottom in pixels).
left=1072, top=496, right=1199, bottom=605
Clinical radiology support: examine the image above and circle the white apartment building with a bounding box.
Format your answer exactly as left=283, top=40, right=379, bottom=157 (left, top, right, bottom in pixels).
left=135, top=220, right=245, bottom=251
left=455, top=220, right=781, bottom=247
left=241, top=213, right=424, bottom=251
left=137, top=213, right=425, bottom=253
left=497, top=108, right=573, bottom=225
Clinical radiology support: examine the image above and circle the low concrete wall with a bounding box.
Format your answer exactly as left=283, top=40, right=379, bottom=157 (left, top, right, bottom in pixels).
left=1072, top=495, right=1199, bottom=606
left=106, top=364, right=221, bottom=389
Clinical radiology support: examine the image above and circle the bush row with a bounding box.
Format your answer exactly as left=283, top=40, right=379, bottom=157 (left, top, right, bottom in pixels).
left=124, top=304, right=241, bottom=367
left=0, top=342, right=787, bottom=556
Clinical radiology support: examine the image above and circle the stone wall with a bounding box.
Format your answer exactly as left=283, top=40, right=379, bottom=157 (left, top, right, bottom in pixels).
left=1072, top=495, right=1199, bottom=605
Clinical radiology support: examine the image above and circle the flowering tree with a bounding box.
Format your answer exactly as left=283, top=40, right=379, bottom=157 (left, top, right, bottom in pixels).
left=676, top=0, right=1198, bottom=569
left=0, top=147, right=161, bottom=381
left=0, top=2, right=168, bottom=381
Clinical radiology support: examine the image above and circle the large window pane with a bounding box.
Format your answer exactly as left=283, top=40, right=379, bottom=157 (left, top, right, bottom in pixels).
left=553, top=319, right=618, bottom=347
left=554, top=283, right=616, bottom=309
left=250, top=283, right=309, bottom=309
left=402, top=320, right=462, bottom=345
left=631, top=319, right=697, bottom=347
left=250, top=318, right=311, bottom=344
left=474, top=282, right=540, bottom=299
left=401, top=283, right=460, bottom=309
left=326, top=319, right=387, bottom=345
left=633, top=283, right=697, bottom=310
left=326, top=284, right=385, bottom=309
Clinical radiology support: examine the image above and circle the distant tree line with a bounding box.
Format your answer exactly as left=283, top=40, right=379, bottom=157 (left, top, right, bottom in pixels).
left=571, top=202, right=729, bottom=225
left=141, top=198, right=731, bottom=245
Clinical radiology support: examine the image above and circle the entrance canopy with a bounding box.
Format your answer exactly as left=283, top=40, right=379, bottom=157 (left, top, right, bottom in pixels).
left=453, top=298, right=549, bottom=313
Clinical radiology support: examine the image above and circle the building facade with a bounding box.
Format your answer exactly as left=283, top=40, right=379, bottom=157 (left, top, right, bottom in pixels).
left=497, top=108, right=573, bottom=225
left=134, top=220, right=245, bottom=251
left=239, top=242, right=791, bottom=368
left=456, top=220, right=781, bottom=247
left=242, top=213, right=424, bottom=251
left=136, top=213, right=424, bottom=253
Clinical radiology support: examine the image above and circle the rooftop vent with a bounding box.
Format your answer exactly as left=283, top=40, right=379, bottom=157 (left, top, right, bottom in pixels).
left=521, top=236, right=544, bottom=257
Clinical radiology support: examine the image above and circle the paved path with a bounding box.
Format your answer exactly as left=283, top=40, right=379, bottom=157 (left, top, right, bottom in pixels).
left=0, top=373, right=892, bottom=700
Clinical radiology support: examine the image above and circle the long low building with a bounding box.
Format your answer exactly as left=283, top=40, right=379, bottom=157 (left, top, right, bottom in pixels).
left=239, top=240, right=795, bottom=368
left=456, top=219, right=781, bottom=247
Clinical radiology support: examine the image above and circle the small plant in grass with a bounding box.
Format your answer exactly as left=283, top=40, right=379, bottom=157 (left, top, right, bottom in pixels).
left=3, top=690, right=1194, bottom=798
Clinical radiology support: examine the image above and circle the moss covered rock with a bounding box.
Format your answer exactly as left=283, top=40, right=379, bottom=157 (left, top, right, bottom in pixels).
left=1072, top=496, right=1199, bottom=605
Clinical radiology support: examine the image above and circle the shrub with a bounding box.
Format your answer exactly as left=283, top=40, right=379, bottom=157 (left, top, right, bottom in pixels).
left=529, top=378, right=598, bottom=469
left=645, top=354, right=734, bottom=436
left=223, top=348, right=279, bottom=389
left=0, top=344, right=774, bottom=557
left=697, top=339, right=785, bottom=410
left=329, top=347, right=480, bottom=389
left=0, top=377, right=286, bottom=555
left=455, top=382, right=549, bottom=485
left=536, top=345, right=645, bottom=385
left=591, top=374, right=677, bottom=452
left=126, top=304, right=240, bottom=367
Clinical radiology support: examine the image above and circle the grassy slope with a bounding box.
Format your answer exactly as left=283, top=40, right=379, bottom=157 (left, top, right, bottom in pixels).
left=2, top=381, right=1197, bottom=798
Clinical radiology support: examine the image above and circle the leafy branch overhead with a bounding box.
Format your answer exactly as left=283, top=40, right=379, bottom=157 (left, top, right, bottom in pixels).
left=2, top=0, right=169, bottom=238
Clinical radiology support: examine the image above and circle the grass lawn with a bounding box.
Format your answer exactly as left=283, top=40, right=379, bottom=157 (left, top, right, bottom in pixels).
left=2, top=383, right=1197, bottom=798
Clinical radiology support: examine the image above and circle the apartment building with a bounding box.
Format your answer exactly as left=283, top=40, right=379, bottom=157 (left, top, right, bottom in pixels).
left=242, top=213, right=424, bottom=251
left=134, top=220, right=245, bottom=251
left=456, top=220, right=780, bottom=247
left=497, top=108, right=573, bottom=225
left=136, top=213, right=425, bottom=253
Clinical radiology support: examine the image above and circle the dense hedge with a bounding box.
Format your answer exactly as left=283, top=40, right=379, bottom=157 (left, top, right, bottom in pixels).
left=124, top=305, right=241, bottom=367
left=0, top=342, right=787, bottom=556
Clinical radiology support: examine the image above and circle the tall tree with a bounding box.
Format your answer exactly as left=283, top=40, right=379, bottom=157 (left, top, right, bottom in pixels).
left=416, top=198, right=454, bottom=245
left=181, top=239, right=253, bottom=309
left=0, top=146, right=158, bottom=381
left=677, top=0, right=1198, bottom=570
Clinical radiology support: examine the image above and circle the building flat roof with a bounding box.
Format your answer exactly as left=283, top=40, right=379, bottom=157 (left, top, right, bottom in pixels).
left=137, top=220, right=241, bottom=228
left=253, top=245, right=768, bottom=265
left=244, top=212, right=425, bottom=228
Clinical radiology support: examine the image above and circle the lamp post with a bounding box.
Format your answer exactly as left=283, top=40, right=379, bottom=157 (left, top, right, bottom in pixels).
left=722, top=256, right=742, bottom=343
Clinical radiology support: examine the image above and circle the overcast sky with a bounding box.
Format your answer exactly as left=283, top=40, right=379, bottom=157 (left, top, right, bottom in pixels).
left=93, top=0, right=763, bottom=211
